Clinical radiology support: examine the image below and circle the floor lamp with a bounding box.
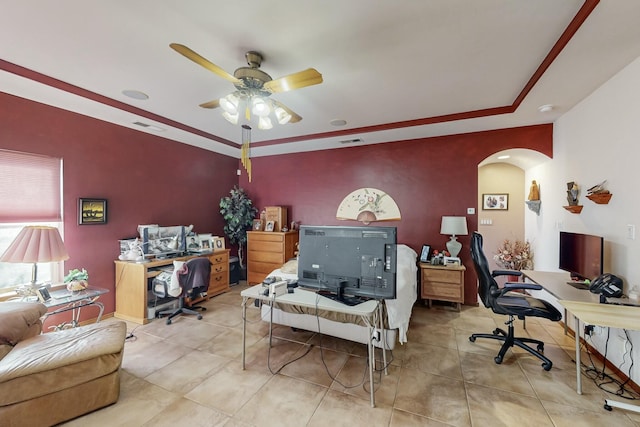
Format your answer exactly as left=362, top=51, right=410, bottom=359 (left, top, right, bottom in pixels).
left=0, top=226, right=69, bottom=297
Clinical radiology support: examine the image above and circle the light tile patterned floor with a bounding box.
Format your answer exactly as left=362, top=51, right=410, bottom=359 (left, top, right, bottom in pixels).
left=62, top=283, right=640, bottom=426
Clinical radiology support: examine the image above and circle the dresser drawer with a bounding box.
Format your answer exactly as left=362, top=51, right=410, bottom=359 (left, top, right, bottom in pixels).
left=422, top=268, right=462, bottom=284
left=209, top=252, right=228, bottom=265
left=421, top=282, right=463, bottom=300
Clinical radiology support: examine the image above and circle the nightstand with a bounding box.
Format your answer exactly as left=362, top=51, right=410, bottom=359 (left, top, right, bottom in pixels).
left=419, top=263, right=466, bottom=311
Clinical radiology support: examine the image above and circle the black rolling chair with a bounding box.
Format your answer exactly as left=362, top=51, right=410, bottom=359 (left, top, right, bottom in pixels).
left=468, top=232, right=562, bottom=370
left=157, top=257, right=211, bottom=325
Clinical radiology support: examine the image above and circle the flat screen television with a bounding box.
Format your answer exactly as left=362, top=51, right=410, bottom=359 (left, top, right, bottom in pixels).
left=297, top=225, right=397, bottom=303
left=559, top=231, right=603, bottom=282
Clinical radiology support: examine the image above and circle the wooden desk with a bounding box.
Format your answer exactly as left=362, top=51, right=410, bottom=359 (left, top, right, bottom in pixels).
left=240, top=284, right=380, bottom=407
left=523, top=270, right=640, bottom=413
left=560, top=300, right=640, bottom=413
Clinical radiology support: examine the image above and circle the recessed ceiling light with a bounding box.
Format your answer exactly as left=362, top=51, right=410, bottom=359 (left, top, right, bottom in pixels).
left=122, top=90, right=149, bottom=100
left=330, top=119, right=347, bottom=126
left=538, top=104, right=553, bottom=113
left=497, top=155, right=510, bottom=160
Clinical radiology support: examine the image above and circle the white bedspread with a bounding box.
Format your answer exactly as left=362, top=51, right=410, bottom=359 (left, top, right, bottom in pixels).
left=385, top=244, right=418, bottom=343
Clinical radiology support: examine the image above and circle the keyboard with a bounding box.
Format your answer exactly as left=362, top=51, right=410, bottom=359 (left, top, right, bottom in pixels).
left=566, top=281, right=590, bottom=290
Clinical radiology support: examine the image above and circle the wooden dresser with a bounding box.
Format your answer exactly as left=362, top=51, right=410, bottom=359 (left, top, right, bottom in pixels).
left=114, top=250, right=230, bottom=324
left=419, top=263, right=466, bottom=311
left=247, top=231, right=299, bottom=284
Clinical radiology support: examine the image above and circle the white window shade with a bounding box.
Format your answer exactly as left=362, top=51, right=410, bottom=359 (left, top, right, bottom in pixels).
left=0, top=150, right=62, bottom=222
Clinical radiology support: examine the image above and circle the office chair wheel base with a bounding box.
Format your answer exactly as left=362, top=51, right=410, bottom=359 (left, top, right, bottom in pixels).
left=469, top=336, right=476, bottom=342
left=166, top=318, right=172, bottom=325
left=493, top=329, right=501, bottom=336
left=197, top=314, right=203, bottom=320
left=542, top=362, right=552, bottom=371
left=604, top=403, right=612, bottom=411
left=537, top=343, right=544, bottom=352
left=494, top=356, right=503, bottom=364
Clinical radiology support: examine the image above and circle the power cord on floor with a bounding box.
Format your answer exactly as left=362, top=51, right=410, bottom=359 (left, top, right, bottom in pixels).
left=581, top=328, right=640, bottom=400
left=125, top=325, right=139, bottom=342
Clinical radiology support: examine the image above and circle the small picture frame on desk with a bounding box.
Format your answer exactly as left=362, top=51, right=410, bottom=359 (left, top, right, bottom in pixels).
left=199, top=234, right=213, bottom=252
left=420, top=245, right=431, bottom=263
left=265, top=221, right=275, bottom=232
left=252, top=219, right=264, bottom=231
left=187, top=235, right=201, bottom=251
left=213, top=237, right=225, bottom=250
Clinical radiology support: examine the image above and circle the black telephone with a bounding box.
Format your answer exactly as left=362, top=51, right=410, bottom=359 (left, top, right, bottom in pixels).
left=589, top=273, right=623, bottom=297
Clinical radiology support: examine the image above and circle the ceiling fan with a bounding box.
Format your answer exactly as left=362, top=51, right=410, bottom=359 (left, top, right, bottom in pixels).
left=170, top=43, right=323, bottom=129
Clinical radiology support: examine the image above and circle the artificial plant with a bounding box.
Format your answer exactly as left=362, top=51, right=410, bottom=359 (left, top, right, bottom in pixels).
left=219, top=186, right=258, bottom=268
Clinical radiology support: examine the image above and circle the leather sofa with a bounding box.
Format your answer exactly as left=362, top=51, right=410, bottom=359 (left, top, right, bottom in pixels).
left=0, top=301, right=126, bottom=426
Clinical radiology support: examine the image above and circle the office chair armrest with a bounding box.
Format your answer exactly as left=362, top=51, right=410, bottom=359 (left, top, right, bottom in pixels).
left=491, top=269, right=522, bottom=278
left=491, top=282, right=542, bottom=298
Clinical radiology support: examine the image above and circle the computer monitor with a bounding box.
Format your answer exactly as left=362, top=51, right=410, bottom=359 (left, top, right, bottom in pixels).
left=297, top=225, right=397, bottom=302
left=559, top=231, right=603, bottom=282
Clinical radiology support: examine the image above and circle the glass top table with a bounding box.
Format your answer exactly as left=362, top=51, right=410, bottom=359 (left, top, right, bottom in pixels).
left=42, top=286, right=109, bottom=330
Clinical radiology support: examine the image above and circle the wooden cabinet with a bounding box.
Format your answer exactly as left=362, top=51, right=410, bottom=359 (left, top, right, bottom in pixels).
left=247, top=231, right=299, bottom=284
left=114, top=250, right=230, bottom=324
left=419, top=263, right=466, bottom=311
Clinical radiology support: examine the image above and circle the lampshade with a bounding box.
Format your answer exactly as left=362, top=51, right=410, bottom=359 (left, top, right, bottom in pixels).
left=440, top=216, right=468, bottom=258
left=0, top=226, right=69, bottom=287
left=440, top=216, right=468, bottom=236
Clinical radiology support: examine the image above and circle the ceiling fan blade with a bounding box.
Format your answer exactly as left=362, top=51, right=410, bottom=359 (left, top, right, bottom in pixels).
left=272, top=100, right=302, bottom=123
left=264, top=68, right=323, bottom=93
left=170, top=43, right=240, bottom=84
left=199, top=99, right=220, bottom=109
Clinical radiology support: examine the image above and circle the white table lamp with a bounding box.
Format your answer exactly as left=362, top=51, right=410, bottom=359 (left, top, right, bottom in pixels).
left=440, top=216, right=468, bottom=258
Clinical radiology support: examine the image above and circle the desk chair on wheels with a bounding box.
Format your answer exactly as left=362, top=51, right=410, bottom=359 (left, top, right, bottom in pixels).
left=155, top=257, right=211, bottom=325
left=469, top=232, right=562, bottom=370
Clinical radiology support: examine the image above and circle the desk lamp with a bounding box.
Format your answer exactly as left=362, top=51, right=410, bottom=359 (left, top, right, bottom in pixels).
left=440, top=216, right=468, bottom=258
left=0, top=226, right=69, bottom=297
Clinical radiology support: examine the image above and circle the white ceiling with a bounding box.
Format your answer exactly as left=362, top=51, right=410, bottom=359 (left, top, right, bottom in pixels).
left=2, top=1, right=640, bottom=160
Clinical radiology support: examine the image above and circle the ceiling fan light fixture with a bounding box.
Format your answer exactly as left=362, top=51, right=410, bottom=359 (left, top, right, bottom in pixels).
left=251, top=96, right=271, bottom=117
left=220, top=93, right=240, bottom=114
left=258, top=116, right=273, bottom=130
left=222, top=111, right=239, bottom=124
left=275, top=106, right=292, bottom=125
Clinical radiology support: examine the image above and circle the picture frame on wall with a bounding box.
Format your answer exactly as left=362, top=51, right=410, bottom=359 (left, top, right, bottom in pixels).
left=78, top=198, right=107, bottom=225
left=482, top=193, right=509, bottom=210
left=419, top=244, right=431, bottom=263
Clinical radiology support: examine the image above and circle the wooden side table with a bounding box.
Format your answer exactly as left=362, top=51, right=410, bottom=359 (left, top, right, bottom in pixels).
left=419, top=263, right=466, bottom=311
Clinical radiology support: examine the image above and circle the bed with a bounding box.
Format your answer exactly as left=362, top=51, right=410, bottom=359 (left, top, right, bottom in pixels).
left=259, top=244, right=418, bottom=349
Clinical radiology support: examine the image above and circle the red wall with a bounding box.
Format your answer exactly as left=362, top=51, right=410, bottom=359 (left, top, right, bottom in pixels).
left=0, top=93, right=238, bottom=319
left=1, top=89, right=553, bottom=311
left=240, top=125, right=553, bottom=305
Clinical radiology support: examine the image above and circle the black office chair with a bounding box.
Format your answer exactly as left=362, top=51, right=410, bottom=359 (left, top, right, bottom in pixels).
left=157, top=257, right=211, bottom=325
left=468, top=232, right=562, bottom=370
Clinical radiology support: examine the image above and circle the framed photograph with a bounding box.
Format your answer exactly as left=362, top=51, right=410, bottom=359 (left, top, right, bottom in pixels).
left=265, top=220, right=275, bottom=232
left=419, top=244, right=431, bottom=263
left=79, top=198, right=107, bottom=224
left=252, top=219, right=264, bottom=231
left=186, top=235, right=201, bottom=251
left=482, top=193, right=509, bottom=210
left=213, top=237, right=225, bottom=250
left=199, top=233, right=213, bottom=252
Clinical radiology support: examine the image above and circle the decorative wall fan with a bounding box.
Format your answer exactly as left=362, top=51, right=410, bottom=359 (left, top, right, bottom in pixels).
left=170, top=43, right=323, bottom=129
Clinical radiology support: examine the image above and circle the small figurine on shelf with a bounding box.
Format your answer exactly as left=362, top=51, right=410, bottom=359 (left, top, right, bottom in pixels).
left=528, top=180, right=540, bottom=201
left=566, top=181, right=579, bottom=206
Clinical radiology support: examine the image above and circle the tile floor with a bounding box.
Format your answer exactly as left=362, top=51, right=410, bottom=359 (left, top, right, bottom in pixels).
left=62, top=284, right=640, bottom=426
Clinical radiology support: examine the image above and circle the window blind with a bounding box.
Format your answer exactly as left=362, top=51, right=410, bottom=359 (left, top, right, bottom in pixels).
left=0, top=149, right=62, bottom=222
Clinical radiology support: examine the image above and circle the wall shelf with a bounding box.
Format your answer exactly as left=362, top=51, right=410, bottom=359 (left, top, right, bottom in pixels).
left=586, top=192, right=612, bottom=204
left=526, top=200, right=541, bottom=214
left=563, top=205, right=583, bottom=214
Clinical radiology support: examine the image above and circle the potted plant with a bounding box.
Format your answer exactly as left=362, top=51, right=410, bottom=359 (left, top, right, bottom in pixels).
left=494, top=238, right=533, bottom=280
left=64, top=268, right=89, bottom=291
left=219, top=186, right=258, bottom=270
